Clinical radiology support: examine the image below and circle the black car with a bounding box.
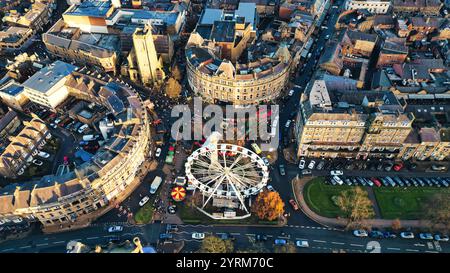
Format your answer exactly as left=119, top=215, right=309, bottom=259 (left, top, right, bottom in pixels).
left=383, top=232, right=397, bottom=239
left=369, top=230, right=384, bottom=239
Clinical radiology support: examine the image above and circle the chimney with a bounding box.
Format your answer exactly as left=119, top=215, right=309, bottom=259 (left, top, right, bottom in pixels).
left=13, top=186, right=21, bottom=206
left=87, top=80, right=95, bottom=91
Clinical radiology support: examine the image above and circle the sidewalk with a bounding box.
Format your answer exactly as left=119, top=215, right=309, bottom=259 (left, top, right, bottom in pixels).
left=291, top=177, right=434, bottom=230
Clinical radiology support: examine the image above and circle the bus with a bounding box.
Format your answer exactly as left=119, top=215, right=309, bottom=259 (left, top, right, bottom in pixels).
left=150, top=176, right=163, bottom=194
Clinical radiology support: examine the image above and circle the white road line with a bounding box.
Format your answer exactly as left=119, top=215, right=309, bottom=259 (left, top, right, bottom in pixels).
left=296, top=238, right=308, bottom=241
left=425, top=251, right=439, bottom=253
left=230, top=233, right=240, bottom=236
left=295, top=226, right=299, bottom=228
left=387, top=247, right=400, bottom=251
left=406, top=249, right=419, bottom=252
left=311, top=227, right=317, bottom=229
left=1, top=248, right=14, bottom=252
left=300, top=226, right=305, bottom=228
left=350, top=244, right=364, bottom=247
left=53, top=241, right=65, bottom=244
left=266, top=235, right=273, bottom=238
left=36, top=243, right=49, bottom=247
left=87, top=236, right=99, bottom=240
left=331, top=242, right=345, bottom=245
left=19, top=246, right=31, bottom=249
left=245, top=233, right=255, bottom=236
left=313, top=240, right=326, bottom=243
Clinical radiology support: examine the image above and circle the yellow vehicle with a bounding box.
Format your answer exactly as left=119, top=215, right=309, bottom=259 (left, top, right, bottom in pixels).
left=251, top=143, right=262, bottom=154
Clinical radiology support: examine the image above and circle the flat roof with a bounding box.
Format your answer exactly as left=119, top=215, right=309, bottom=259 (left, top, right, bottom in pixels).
left=200, top=9, right=223, bottom=25
left=22, top=61, right=77, bottom=94
left=64, top=0, right=112, bottom=18
left=0, top=81, right=24, bottom=96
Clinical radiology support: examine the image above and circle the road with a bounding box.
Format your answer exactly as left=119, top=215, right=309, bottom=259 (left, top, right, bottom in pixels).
left=1, top=222, right=448, bottom=253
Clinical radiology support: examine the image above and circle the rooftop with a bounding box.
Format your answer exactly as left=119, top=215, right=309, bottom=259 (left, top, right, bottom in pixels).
left=22, top=61, right=77, bottom=93
left=64, top=0, right=112, bottom=18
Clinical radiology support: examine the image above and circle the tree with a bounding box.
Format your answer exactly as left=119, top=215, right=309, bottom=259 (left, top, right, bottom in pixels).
left=165, top=77, right=182, bottom=98
left=172, top=65, right=182, bottom=81
left=274, top=243, right=297, bottom=253
left=423, top=194, right=450, bottom=232
left=337, top=187, right=374, bottom=229
left=391, top=218, right=402, bottom=231
left=251, top=190, right=285, bottom=221
left=199, top=236, right=234, bottom=253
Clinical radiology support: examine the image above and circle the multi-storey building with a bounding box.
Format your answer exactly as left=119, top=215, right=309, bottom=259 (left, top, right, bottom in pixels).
left=344, top=0, right=391, bottom=14
left=0, top=116, right=51, bottom=178
left=295, top=80, right=415, bottom=159
left=186, top=3, right=292, bottom=104
left=392, top=0, right=442, bottom=15
left=22, top=61, right=77, bottom=109
left=0, top=66, right=152, bottom=229
left=0, top=80, right=29, bottom=111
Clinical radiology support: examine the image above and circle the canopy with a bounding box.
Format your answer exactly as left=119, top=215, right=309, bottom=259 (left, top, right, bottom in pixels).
left=171, top=186, right=186, bottom=202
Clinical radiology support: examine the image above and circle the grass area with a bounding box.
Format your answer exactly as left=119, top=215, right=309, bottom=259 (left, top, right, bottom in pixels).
left=303, top=177, right=368, bottom=218
left=134, top=202, right=154, bottom=224
left=373, top=187, right=450, bottom=220
left=178, top=204, right=278, bottom=226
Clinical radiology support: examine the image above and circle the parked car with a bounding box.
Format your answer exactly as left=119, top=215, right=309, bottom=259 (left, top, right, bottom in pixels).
left=302, top=169, right=312, bottom=175
left=274, top=239, right=287, bottom=245
left=434, top=234, right=449, bottom=242
left=289, top=199, right=299, bottom=210
left=279, top=164, right=286, bottom=176
left=383, top=232, right=397, bottom=239
left=155, top=148, right=162, bottom=158
left=316, top=161, right=325, bottom=170
left=285, top=120, right=292, bottom=128
left=400, top=232, right=415, bottom=239
left=370, top=177, right=382, bottom=187
left=431, top=165, right=446, bottom=171
left=298, top=159, right=306, bottom=169
left=77, top=124, right=89, bottom=134
left=296, top=240, right=309, bottom=248
left=251, top=143, right=262, bottom=154
left=353, top=230, right=368, bottom=237
left=262, top=157, right=270, bottom=166
left=139, top=196, right=150, bottom=207
left=308, top=160, right=316, bottom=170
left=330, top=170, right=343, bottom=176
left=108, top=226, right=123, bottom=233
left=384, top=162, right=394, bottom=172
left=267, top=185, right=275, bottom=192
left=393, top=163, right=404, bottom=171
left=369, top=230, right=384, bottom=239
left=419, top=233, right=434, bottom=240
left=37, top=151, right=50, bottom=159
left=32, top=159, right=43, bottom=166
left=192, top=232, right=205, bottom=240
left=160, top=233, right=173, bottom=240
left=167, top=205, right=177, bottom=214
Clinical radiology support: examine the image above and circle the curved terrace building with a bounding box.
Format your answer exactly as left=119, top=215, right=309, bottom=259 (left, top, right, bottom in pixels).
left=0, top=63, right=151, bottom=229
left=185, top=3, right=292, bottom=105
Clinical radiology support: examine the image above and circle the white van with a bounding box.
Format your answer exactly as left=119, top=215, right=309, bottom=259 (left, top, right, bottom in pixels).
left=77, top=124, right=89, bottom=134
left=150, top=176, right=163, bottom=194
left=333, top=176, right=343, bottom=185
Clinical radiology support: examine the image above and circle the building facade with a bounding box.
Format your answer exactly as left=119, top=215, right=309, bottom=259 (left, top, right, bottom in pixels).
left=344, top=0, right=391, bottom=14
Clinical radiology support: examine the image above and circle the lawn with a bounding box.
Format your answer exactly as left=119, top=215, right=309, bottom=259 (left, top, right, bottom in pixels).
left=373, top=187, right=450, bottom=220
left=134, top=202, right=154, bottom=224
left=302, top=177, right=368, bottom=218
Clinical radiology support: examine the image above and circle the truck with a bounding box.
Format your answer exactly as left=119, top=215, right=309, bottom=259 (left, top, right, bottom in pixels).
left=150, top=176, right=163, bottom=194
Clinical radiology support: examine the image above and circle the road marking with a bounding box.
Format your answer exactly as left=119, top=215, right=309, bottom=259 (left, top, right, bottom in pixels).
left=434, top=241, right=442, bottom=251
left=1, top=248, right=14, bottom=252
left=87, top=236, right=99, bottom=240
left=387, top=247, right=400, bottom=251
left=313, top=240, right=326, bottom=243
left=266, top=235, right=273, bottom=238
left=311, top=227, right=317, bottom=229
left=350, top=244, right=364, bottom=247
left=296, top=238, right=308, bottom=241
left=53, top=241, right=65, bottom=244
left=19, top=246, right=31, bottom=249
left=425, top=251, right=439, bottom=253
left=331, top=242, right=345, bottom=245
left=406, top=249, right=419, bottom=252
left=295, top=226, right=299, bottom=228
left=300, top=226, right=305, bottom=228
left=230, top=233, right=240, bottom=236
left=36, top=243, right=49, bottom=247
left=245, top=233, right=255, bottom=236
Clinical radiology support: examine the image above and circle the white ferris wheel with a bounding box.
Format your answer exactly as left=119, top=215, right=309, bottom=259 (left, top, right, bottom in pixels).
left=185, top=134, right=269, bottom=219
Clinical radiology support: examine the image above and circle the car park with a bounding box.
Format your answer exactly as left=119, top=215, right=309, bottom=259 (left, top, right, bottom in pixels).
left=192, top=232, right=205, bottom=240
left=400, top=232, right=415, bottom=239
left=419, top=233, right=434, bottom=240
left=308, top=160, right=316, bottom=170
left=298, top=159, right=306, bottom=169
left=316, top=161, right=325, bottom=170
left=139, top=196, right=150, bottom=207
left=108, top=226, right=123, bottom=233
left=296, top=240, right=309, bottom=248
left=353, top=230, right=368, bottom=237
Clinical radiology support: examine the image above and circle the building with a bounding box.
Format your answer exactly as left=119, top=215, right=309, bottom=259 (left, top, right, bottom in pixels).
left=344, top=0, right=391, bottom=14
left=0, top=26, right=34, bottom=52
left=0, top=69, right=152, bottom=229
left=392, top=0, right=442, bottom=15
left=0, top=80, right=29, bottom=111
left=0, top=116, right=51, bottom=178
left=3, top=0, right=53, bottom=31
left=132, top=25, right=165, bottom=85
left=376, top=40, right=408, bottom=68
left=185, top=4, right=292, bottom=104
left=240, top=0, right=277, bottom=17
left=295, top=80, right=415, bottom=159
left=0, top=109, right=21, bottom=141
left=22, top=61, right=77, bottom=109
left=400, top=127, right=450, bottom=161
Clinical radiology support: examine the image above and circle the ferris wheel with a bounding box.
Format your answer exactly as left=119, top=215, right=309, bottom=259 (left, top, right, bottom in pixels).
left=185, top=140, right=269, bottom=218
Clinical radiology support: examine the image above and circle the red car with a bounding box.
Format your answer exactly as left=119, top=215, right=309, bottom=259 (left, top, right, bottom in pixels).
left=393, top=163, right=404, bottom=172
left=289, top=199, right=299, bottom=211
left=370, top=177, right=382, bottom=187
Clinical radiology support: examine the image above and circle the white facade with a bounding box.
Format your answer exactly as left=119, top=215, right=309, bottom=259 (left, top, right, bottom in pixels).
left=344, top=0, right=391, bottom=14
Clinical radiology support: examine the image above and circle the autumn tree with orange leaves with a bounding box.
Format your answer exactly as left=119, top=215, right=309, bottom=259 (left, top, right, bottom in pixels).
left=251, top=190, right=285, bottom=221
